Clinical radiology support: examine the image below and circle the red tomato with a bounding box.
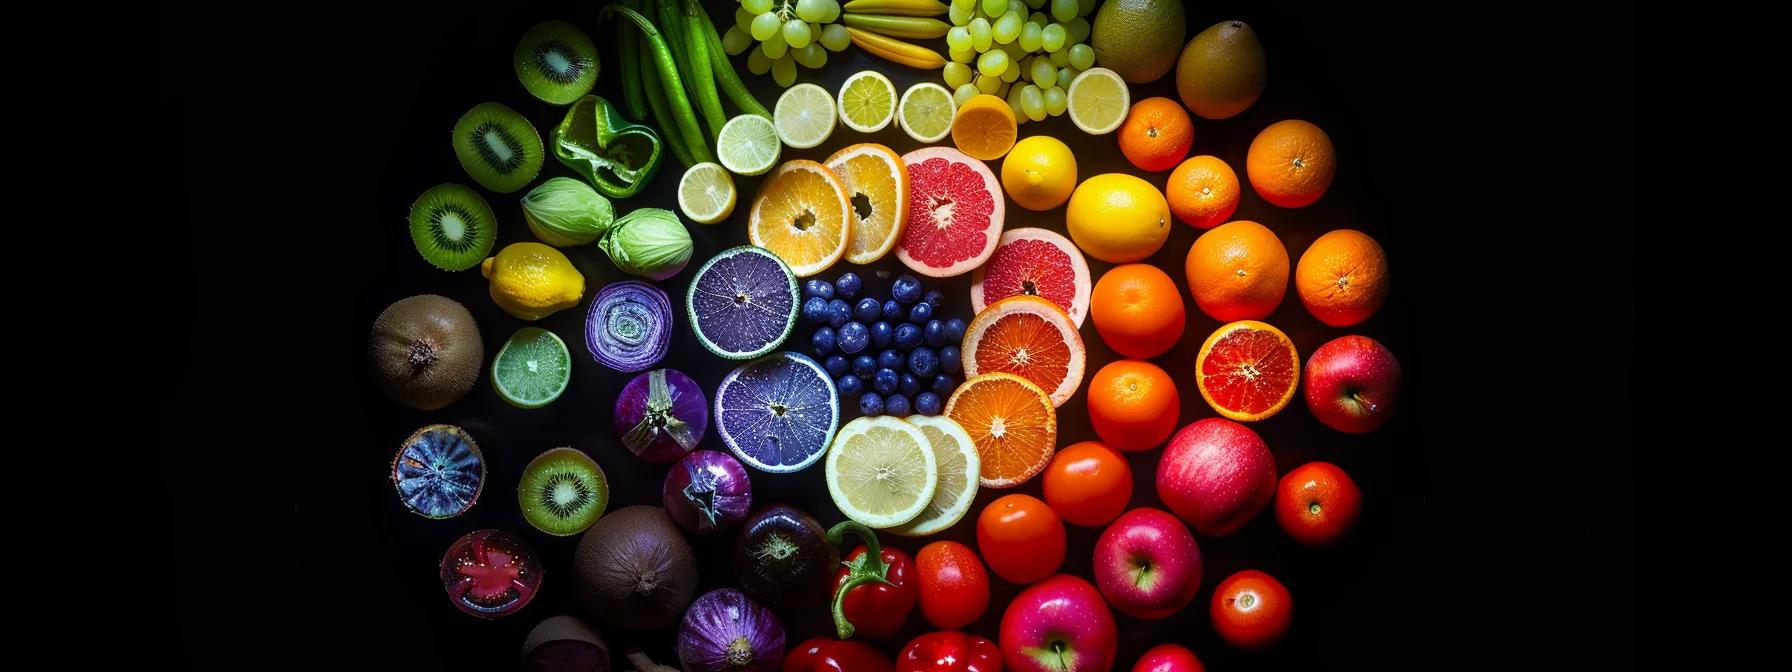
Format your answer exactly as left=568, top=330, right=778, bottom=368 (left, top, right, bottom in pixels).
left=1132, top=643, right=1204, bottom=672
left=915, top=541, right=991, bottom=629
left=1211, top=570, right=1293, bottom=650
left=1042, top=441, right=1134, bottom=527
left=975, top=494, right=1066, bottom=584
left=1274, top=461, right=1362, bottom=547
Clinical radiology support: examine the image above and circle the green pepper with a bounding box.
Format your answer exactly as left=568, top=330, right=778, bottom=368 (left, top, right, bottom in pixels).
left=551, top=95, right=663, bottom=199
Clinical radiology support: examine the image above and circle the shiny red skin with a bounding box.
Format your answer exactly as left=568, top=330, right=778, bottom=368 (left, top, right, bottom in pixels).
left=1275, top=462, right=1363, bottom=547
left=1303, top=335, right=1401, bottom=434
left=898, top=631, right=1003, bottom=672
left=977, top=494, right=1068, bottom=584
left=1093, top=508, right=1202, bottom=620
left=1130, top=644, right=1204, bottom=672
left=1042, top=441, right=1134, bottom=527
left=916, top=541, right=991, bottom=629
left=833, top=545, right=918, bottom=639
left=1210, top=570, right=1293, bottom=650
left=998, top=575, right=1117, bottom=672
left=784, top=637, right=895, bottom=672
left=1155, top=419, right=1277, bottom=536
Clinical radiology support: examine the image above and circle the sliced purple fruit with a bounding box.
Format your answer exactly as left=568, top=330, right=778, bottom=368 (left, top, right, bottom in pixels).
left=391, top=424, right=485, bottom=519
left=586, top=280, right=673, bottom=372
left=714, top=352, right=839, bottom=473
left=439, top=529, right=542, bottom=619
left=686, top=246, right=800, bottom=360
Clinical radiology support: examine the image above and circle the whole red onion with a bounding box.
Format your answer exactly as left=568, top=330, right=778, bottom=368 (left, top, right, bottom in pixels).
left=614, top=369, right=708, bottom=463
left=664, top=450, right=752, bottom=534
left=677, top=589, right=784, bottom=671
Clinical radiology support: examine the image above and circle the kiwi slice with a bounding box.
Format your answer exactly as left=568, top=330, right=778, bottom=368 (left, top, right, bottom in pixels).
left=515, top=21, right=599, bottom=105
left=519, top=447, right=609, bottom=536
left=407, top=183, right=497, bottom=271
left=453, top=102, right=544, bottom=194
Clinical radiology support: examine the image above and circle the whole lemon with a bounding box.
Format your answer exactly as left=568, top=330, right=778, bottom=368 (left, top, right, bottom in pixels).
left=1065, top=174, right=1171, bottom=263
left=1001, top=136, right=1077, bottom=211
left=481, top=242, right=585, bottom=321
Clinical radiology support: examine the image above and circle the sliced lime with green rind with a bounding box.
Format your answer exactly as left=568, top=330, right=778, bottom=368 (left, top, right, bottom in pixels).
left=492, top=327, right=571, bottom=408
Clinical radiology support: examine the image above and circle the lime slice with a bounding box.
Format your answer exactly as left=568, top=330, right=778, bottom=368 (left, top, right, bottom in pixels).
left=838, top=70, right=897, bottom=133
left=889, top=415, right=981, bottom=537
left=825, top=417, right=938, bottom=528
left=677, top=162, right=736, bottom=225
left=492, top=327, right=571, bottom=409
left=898, top=82, right=956, bottom=144
left=717, top=114, right=781, bottom=176
left=1066, top=67, right=1130, bottom=135
left=774, top=83, right=837, bottom=150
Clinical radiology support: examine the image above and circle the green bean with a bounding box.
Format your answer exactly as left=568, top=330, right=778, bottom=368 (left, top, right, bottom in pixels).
left=618, top=0, right=646, bottom=120
left=605, top=5, right=712, bottom=164
left=681, top=0, right=728, bottom=140
left=652, top=0, right=698, bottom=107
left=639, top=43, right=695, bottom=169
left=694, top=0, right=771, bottom=120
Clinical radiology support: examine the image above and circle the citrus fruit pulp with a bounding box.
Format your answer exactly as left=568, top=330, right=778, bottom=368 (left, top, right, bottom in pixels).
left=889, top=415, right=981, bottom=537
left=1196, top=320, right=1300, bottom=422
left=677, top=162, right=736, bottom=225
left=1066, top=67, right=1130, bottom=135
left=970, top=227, right=1092, bottom=327
left=748, top=159, right=852, bottom=277
left=824, top=143, right=909, bottom=265
left=825, top=416, right=938, bottom=528
left=962, top=295, right=1086, bottom=407
left=898, top=82, right=956, bottom=143
left=895, top=146, right=1005, bottom=277
left=717, top=114, right=782, bottom=177
left=945, top=372, right=1058, bottom=488
left=492, top=326, right=572, bottom=408
left=951, top=93, right=1018, bottom=161
left=686, top=246, right=800, bottom=360
left=715, top=351, right=841, bottom=473
left=774, top=83, right=837, bottom=150
left=838, top=70, right=898, bottom=133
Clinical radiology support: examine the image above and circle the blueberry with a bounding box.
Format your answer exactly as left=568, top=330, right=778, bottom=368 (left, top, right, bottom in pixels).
left=939, top=345, right=961, bottom=374
left=828, top=299, right=853, bottom=328
left=882, top=299, right=904, bottom=322
left=869, top=321, right=893, bottom=349
left=837, top=374, right=863, bottom=396
left=838, top=321, right=869, bottom=354
left=855, top=297, right=882, bottom=323
left=803, top=296, right=832, bottom=325
left=907, top=301, right=933, bottom=324
left=899, top=372, right=923, bottom=397
left=885, top=393, right=911, bottom=416
left=894, top=323, right=922, bottom=350
left=923, top=320, right=946, bottom=348
left=804, top=279, right=835, bottom=300
left=836, top=272, right=862, bottom=299
left=944, top=318, right=967, bottom=342
left=878, top=349, right=905, bottom=370
left=825, top=355, right=849, bottom=377
left=892, top=274, right=923, bottom=303
left=853, top=355, right=878, bottom=379
left=858, top=391, right=884, bottom=415
left=873, top=368, right=899, bottom=395
left=908, top=347, right=939, bottom=377
left=812, top=326, right=837, bottom=356
left=914, top=391, right=943, bottom=415
left=931, top=374, right=958, bottom=397
left=922, top=289, right=944, bottom=307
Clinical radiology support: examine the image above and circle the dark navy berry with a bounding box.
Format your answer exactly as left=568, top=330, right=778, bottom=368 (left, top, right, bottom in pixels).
left=853, top=355, right=877, bottom=379
left=854, top=297, right=882, bottom=323
left=803, top=296, right=831, bottom=325
left=804, top=279, right=835, bottom=300
left=885, top=393, right=911, bottom=416
left=812, top=326, right=837, bottom=356
left=869, top=321, right=893, bottom=349
left=922, top=289, right=944, bottom=307
left=943, top=318, right=967, bottom=342
left=907, top=301, right=933, bottom=324
left=838, top=321, right=869, bottom=354
left=882, top=299, right=904, bottom=321
left=894, top=323, right=922, bottom=350
left=873, top=368, right=900, bottom=395
left=923, top=320, right=946, bottom=348
left=914, top=391, right=943, bottom=415
left=908, top=346, right=939, bottom=377
left=858, top=391, right=884, bottom=415
left=838, top=374, right=863, bottom=396
left=878, top=349, right=905, bottom=370
left=899, top=373, right=923, bottom=397
left=892, top=274, right=923, bottom=303
left=835, top=272, right=862, bottom=299
left=828, top=299, right=853, bottom=328
left=931, top=374, right=958, bottom=397
left=939, top=345, right=961, bottom=374
left=825, top=355, right=849, bottom=377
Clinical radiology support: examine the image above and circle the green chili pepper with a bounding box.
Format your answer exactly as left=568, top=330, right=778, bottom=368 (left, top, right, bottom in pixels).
left=618, top=0, right=646, bottom=120
left=551, top=95, right=663, bottom=199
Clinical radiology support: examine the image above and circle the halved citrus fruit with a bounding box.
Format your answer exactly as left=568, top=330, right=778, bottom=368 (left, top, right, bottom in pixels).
left=749, top=159, right=852, bottom=277
left=962, top=295, right=1086, bottom=407
left=951, top=93, right=1018, bottom=161
left=895, top=147, right=1004, bottom=278
left=970, top=227, right=1092, bottom=327
left=946, top=372, right=1057, bottom=488
left=1195, top=320, right=1301, bottom=422
left=825, top=416, right=938, bottom=528
left=824, top=143, right=909, bottom=265
left=889, top=415, right=981, bottom=537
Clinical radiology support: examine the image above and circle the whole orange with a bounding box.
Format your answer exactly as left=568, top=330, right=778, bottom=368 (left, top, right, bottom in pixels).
left=1246, top=119, right=1335, bottom=208
left=1296, top=229, right=1389, bottom=326
left=1186, top=220, right=1289, bottom=321
left=1090, top=263, right=1186, bottom=359
left=1086, top=360, right=1180, bottom=452
left=1118, top=97, right=1194, bottom=172
left=1166, top=155, right=1240, bottom=229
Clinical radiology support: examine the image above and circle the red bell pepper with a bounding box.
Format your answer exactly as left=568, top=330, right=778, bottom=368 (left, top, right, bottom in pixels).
left=783, top=636, right=894, bottom=672
left=828, top=521, right=917, bottom=639
left=898, top=631, right=1002, bottom=672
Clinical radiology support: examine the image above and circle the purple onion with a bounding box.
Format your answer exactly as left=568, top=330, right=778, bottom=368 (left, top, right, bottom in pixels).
left=663, top=450, right=751, bottom=534
left=585, top=281, right=672, bottom=372
left=614, top=369, right=708, bottom=463
left=676, top=589, right=784, bottom=672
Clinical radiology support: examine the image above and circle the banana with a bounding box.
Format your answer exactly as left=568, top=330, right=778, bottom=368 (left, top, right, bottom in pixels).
left=842, top=14, right=951, bottom=39
left=842, top=0, right=950, bottom=16
left=845, top=27, right=947, bottom=69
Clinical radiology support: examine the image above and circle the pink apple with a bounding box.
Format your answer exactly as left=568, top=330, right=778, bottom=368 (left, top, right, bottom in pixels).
left=999, top=574, right=1117, bottom=672
left=1131, top=643, right=1205, bottom=672
left=1155, top=418, right=1276, bottom=536
left=1304, top=335, right=1402, bottom=434
left=1094, top=508, right=1202, bottom=620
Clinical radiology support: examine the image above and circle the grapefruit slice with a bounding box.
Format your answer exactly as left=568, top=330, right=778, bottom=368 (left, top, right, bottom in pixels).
left=1196, top=320, right=1301, bottom=422
left=962, top=295, right=1086, bottom=407
left=824, top=143, right=909, bottom=265
left=749, top=160, right=852, bottom=278
left=970, top=227, right=1092, bottom=327
left=945, top=372, right=1057, bottom=488
left=895, top=147, right=1005, bottom=278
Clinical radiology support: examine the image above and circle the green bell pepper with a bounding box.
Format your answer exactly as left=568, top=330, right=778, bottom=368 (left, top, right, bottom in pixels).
left=552, top=95, right=663, bottom=199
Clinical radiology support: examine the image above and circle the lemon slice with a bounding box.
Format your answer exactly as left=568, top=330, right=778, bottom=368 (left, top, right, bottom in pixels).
left=825, top=416, right=938, bottom=528
left=898, top=82, right=956, bottom=144
left=838, top=70, right=898, bottom=133
left=717, top=114, right=781, bottom=176
left=676, top=162, right=736, bottom=225
left=888, top=415, right=981, bottom=537
left=774, top=83, right=837, bottom=150
left=1066, top=67, right=1130, bottom=135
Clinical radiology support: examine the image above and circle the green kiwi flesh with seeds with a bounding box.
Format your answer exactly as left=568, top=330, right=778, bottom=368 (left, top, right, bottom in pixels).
left=453, top=102, right=544, bottom=194
left=519, top=447, right=609, bottom=536
left=515, top=20, right=599, bottom=106
left=407, top=183, right=498, bottom=271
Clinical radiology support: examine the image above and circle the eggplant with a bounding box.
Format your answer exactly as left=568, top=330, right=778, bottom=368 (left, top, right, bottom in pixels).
left=731, top=504, right=837, bottom=609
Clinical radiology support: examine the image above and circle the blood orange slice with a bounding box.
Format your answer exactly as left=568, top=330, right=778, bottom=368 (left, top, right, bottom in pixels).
left=824, top=143, right=909, bottom=265
left=970, top=228, right=1092, bottom=327
left=1195, top=320, right=1301, bottom=422
left=749, top=160, right=851, bottom=278
left=962, top=295, right=1086, bottom=407
left=945, top=372, right=1058, bottom=488
left=895, top=147, right=1005, bottom=277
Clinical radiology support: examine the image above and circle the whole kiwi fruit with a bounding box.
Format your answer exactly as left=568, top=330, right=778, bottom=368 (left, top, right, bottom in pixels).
left=574, top=505, right=697, bottom=631
left=369, top=295, right=483, bottom=410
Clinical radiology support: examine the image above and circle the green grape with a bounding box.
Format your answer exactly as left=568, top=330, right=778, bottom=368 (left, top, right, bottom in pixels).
left=1029, top=11, right=1048, bottom=26
left=944, top=61, right=974, bottom=89
left=737, top=7, right=757, bottom=32
left=993, top=11, right=1023, bottom=43
left=950, top=45, right=977, bottom=63
left=1078, top=0, right=1095, bottom=16
left=772, top=54, right=798, bottom=87
left=1050, top=0, right=1077, bottom=22
left=820, top=23, right=851, bottom=51
left=1020, top=85, right=1045, bottom=121
left=1018, top=22, right=1043, bottom=51
left=969, top=18, right=993, bottom=51
left=762, top=31, right=789, bottom=58
left=1067, top=17, right=1090, bottom=43
left=977, top=49, right=1009, bottom=77
left=723, top=26, right=753, bottom=55
left=955, top=83, right=981, bottom=107
left=748, top=46, right=772, bottom=75
left=983, top=0, right=1009, bottom=16
left=1001, top=39, right=1027, bottom=60
left=1048, top=47, right=1070, bottom=68
left=823, top=0, right=842, bottom=22
left=1043, top=85, right=1067, bottom=116
left=1041, top=23, right=1066, bottom=52
left=743, top=0, right=774, bottom=14
left=1025, top=0, right=1048, bottom=9
left=1001, top=57, right=1021, bottom=82
left=1005, top=84, right=1027, bottom=118
left=1067, top=43, right=1094, bottom=70
left=949, top=4, right=973, bottom=26
left=947, top=26, right=972, bottom=51
left=784, top=20, right=813, bottom=49
left=976, top=73, right=1003, bottom=94
left=1060, top=66, right=1079, bottom=86
left=951, top=0, right=974, bottom=11
left=1030, top=58, right=1057, bottom=87
left=795, top=0, right=828, bottom=23
left=794, top=42, right=828, bottom=68
left=750, top=12, right=782, bottom=41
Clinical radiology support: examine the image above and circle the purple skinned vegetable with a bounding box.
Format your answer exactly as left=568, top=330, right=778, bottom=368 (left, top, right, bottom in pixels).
left=614, top=369, right=708, bottom=463
left=586, top=281, right=672, bottom=372
left=663, top=450, right=751, bottom=534
left=677, top=589, right=784, bottom=672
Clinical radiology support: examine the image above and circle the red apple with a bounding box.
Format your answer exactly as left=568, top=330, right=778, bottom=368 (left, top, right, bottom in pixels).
left=1131, top=644, right=1204, bottom=672
left=1304, top=335, right=1401, bottom=434
left=999, top=574, right=1117, bottom=672
left=1093, top=508, right=1201, bottom=620
left=1155, top=419, right=1276, bottom=536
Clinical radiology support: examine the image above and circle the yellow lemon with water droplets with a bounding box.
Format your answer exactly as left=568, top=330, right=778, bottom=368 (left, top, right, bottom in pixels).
left=1000, top=136, right=1077, bottom=212
left=481, top=242, right=585, bottom=321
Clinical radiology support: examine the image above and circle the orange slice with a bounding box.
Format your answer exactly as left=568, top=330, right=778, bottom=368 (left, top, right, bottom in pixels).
left=945, top=372, right=1058, bottom=488
left=1195, top=320, right=1301, bottom=422
left=962, top=295, right=1086, bottom=407
left=951, top=94, right=1018, bottom=162
left=824, top=143, right=909, bottom=265
left=748, top=160, right=852, bottom=277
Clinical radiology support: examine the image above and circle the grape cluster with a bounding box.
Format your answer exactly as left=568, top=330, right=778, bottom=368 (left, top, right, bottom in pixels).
left=941, top=0, right=1098, bottom=123
left=722, top=0, right=853, bottom=87
left=804, top=272, right=966, bottom=418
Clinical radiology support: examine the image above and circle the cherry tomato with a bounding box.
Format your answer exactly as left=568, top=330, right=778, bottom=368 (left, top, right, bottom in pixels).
left=1274, top=462, right=1362, bottom=547
left=1131, top=643, right=1204, bottom=672
left=916, top=541, right=991, bottom=629
left=975, top=494, right=1065, bottom=584
left=1211, top=570, right=1293, bottom=650
left=1042, top=441, right=1134, bottom=527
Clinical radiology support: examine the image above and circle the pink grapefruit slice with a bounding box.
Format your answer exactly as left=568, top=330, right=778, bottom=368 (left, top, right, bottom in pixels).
left=894, top=147, right=1005, bottom=278
left=970, top=227, right=1092, bottom=327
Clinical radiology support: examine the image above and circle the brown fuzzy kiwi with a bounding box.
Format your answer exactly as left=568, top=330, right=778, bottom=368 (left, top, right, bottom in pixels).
left=573, top=505, right=697, bottom=631
left=368, top=295, right=483, bottom=410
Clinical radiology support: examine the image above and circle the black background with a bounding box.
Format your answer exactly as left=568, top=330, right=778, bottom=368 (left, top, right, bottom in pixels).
left=160, top=1, right=1636, bottom=669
